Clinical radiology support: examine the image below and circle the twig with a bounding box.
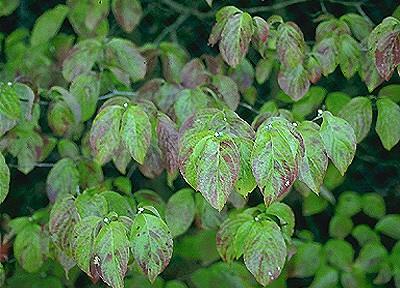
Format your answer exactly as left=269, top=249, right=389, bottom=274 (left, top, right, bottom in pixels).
left=154, top=13, right=190, bottom=44
left=98, top=90, right=137, bottom=101
left=239, top=102, right=260, bottom=114
left=160, top=0, right=213, bottom=19
left=246, top=0, right=310, bottom=13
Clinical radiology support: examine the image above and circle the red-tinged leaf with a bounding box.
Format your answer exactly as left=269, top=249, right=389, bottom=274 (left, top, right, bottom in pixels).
left=227, top=58, right=254, bottom=93
left=360, top=52, right=384, bottom=92
left=94, top=221, right=130, bottom=288
left=243, top=220, right=287, bottom=286
left=139, top=139, right=165, bottom=179
left=315, top=18, right=351, bottom=42
left=130, top=213, right=173, bottom=283
left=297, top=121, right=328, bottom=193
left=211, top=74, right=240, bottom=110
left=90, top=105, right=124, bottom=165
left=219, top=12, right=254, bottom=67
left=340, top=13, right=373, bottom=41
left=208, top=6, right=241, bottom=46
left=252, top=16, right=269, bottom=55
left=278, top=64, right=310, bottom=101
left=305, top=55, right=322, bottom=84
left=46, top=158, right=80, bottom=203
left=251, top=117, right=303, bottom=205
left=375, top=31, right=400, bottom=80
left=111, top=0, right=142, bottom=33
left=320, top=112, right=357, bottom=175
left=49, top=195, right=80, bottom=257
left=277, top=22, right=306, bottom=68
left=157, top=113, right=179, bottom=174
left=70, top=73, right=100, bottom=122
left=62, top=39, right=102, bottom=82
left=181, top=58, right=209, bottom=89
left=313, top=37, right=338, bottom=76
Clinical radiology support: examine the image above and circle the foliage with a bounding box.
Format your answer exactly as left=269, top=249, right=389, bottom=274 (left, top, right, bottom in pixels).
left=0, top=0, right=399, bottom=287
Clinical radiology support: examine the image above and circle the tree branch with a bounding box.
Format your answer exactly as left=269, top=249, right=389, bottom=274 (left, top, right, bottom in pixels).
left=160, top=0, right=213, bottom=19
left=154, top=13, right=190, bottom=44
left=246, top=0, right=310, bottom=13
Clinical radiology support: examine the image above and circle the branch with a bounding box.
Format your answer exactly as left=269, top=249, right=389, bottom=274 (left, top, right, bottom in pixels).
left=246, top=0, right=310, bottom=13
left=98, top=90, right=137, bottom=101
left=239, top=102, right=259, bottom=114
left=154, top=13, right=190, bottom=44
left=160, top=0, right=213, bottom=19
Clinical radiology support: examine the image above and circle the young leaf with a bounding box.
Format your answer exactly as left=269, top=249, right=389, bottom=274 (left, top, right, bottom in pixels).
left=94, top=221, right=130, bottom=288
left=320, top=112, right=356, bottom=175
left=219, top=12, right=254, bottom=67
left=338, top=96, right=372, bottom=143
left=278, top=64, right=310, bottom=101
left=243, top=220, right=287, bottom=286
left=361, top=193, right=386, bottom=219
left=208, top=6, right=241, bottom=47
left=297, top=121, right=328, bottom=193
left=90, top=105, right=124, bottom=165
left=324, top=239, right=354, bottom=270
left=376, top=215, right=400, bottom=240
left=336, top=191, right=362, bottom=217
left=120, top=104, right=152, bottom=164
left=0, top=152, right=10, bottom=204
left=130, top=213, right=173, bottom=283
left=111, top=0, right=142, bottom=33
left=0, top=82, right=21, bottom=120
left=340, top=13, right=373, bottom=41
left=14, top=223, right=45, bottom=273
left=309, top=265, right=339, bottom=288
left=157, top=113, right=179, bottom=174
left=46, top=158, right=80, bottom=203
left=251, top=117, right=303, bottom=205
left=329, top=214, right=353, bottom=239
left=375, top=98, right=400, bottom=150
left=30, top=4, right=69, bottom=46
left=165, top=188, right=196, bottom=237
left=72, top=216, right=103, bottom=277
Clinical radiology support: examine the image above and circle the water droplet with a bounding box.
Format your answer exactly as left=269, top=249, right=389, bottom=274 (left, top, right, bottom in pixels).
left=285, top=180, right=290, bottom=187
left=214, top=131, right=221, bottom=137
left=103, top=217, right=109, bottom=223
left=268, top=271, right=272, bottom=276
left=94, top=256, right=100, bottom=265
left=254, top=216, right=260, bottom=222
left=138, top=207, right=144, bottom=213
left=317, top=109, right=323, bottom=115
left=7, top=82, right=12, bottom=86
left=123, top=102, right=128, bottom=108
left=292, top=122, right=298, bottom=127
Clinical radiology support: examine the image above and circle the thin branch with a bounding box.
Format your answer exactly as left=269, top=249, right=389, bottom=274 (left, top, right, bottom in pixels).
left=98, top=90, right=137, bottom=101
left=160, top=0, right=213, bottom=19
left=239, top=102, right=259, bottom=114
left=246, top=0, right=310, bottom=13
left=154, top=13, right=190, bottom=44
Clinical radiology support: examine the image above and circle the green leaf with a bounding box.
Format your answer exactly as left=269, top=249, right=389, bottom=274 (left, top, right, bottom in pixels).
left=297, top=121, right=328, bottom=193
left=160, top=42, right=189, bottom=83
left=70, top=73, right=100, bottom=122
left=90, top=105, right=124, bottom=165
left=329, top=214, right=353, bottom=239
left=105, top=38, right=147, bottom=83
left=14, top=223, right=45, bottom=273
left=49, top=195, right=80, bottom=257
left=376, top=214, right=400, bottom=239
left=378, top=84, right=400, bottom=103
left=0, top=152, right=10, bottom=204
left=94, top=221, right=130, bottom=288
left=324, top=239, right=354, bottom=271
left=62, top=39, right=102, bottom=82
left=292, top=86, right=327, bottom=121
left=266, top=202, right=295, bottom=238
left=277, top=22, right=305, bottom=68
left=130, top=213, right=173, bottom=283
left=209, top=6, right=241, bottom=46
left=165, top=188, right=195, bottom=237
left=376, top=98, right=400, bottom=150
left=336, top=191, right=362, bottom=217
left=102, top=191, right=136, bottom=217
left=289, top=242, right=323, bottom=277
left=30, top=4, right=69, bottom=46
left=75, top=190, right=108, bottom=218
left=310, top=265, right=339, bottom=288
left=174, top=88, right=210, bottom=125
left=320, top=111, right=356, bottom=175
left=219, top=12, right=254, bottom=67
left=340, top=13, right=373, bottom=41
left=302, top=192, right=328, bottom=216
left=338, top=34, right=361, bottom=79
left=72, top=216, right=103, bottom=277
left=243, top=220, right=286, bottom=286
left=111, top=0, right=142, bottom=33
left=211, top=75, right=240, bottom=110
left=0, top=263, right=4, bottom=287
left=0, top=0, right=19, bottom=16
left=255, top=57, right=274, bottom=84
left=46, top=158, right=80, bottom=203
left=360, top=51, right=384, bottom=93
left=325, top=91, right=351, bottom=115
left=355, top=242, right=388, bottom=273
left=252, top=16, right=270, bottom=56
left=278, top=64, right=310, bottom=101
left=361, top=193, right=386, bottom=219
left=0, top=82, right=21, bottom=120
left=338, top=97, right=372, bottom=143
left=120, top=104, right=152, bottom=164
left=251, top=117, right=303, bottom=205
left=352, top=224, right=380, bottom=246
